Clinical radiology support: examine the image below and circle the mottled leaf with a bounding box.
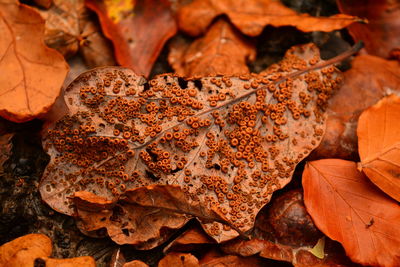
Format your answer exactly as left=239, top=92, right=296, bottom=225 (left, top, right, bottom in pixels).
left=40, top=43, right=343, bottom=244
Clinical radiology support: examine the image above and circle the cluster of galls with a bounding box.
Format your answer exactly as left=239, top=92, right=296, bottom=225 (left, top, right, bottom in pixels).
left=43, top=45, right=341, bottom=235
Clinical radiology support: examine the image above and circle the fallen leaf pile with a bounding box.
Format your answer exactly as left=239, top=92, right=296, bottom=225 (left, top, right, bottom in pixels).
left=40, top=43, right=342, bottom=246
left=2, top=0, right=400, bottom=266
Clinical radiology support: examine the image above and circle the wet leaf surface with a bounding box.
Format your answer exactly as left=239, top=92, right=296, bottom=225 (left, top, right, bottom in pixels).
left=40, top=43, right=341, bottom=245
left=358, top=94, right=400, bottom=201
left=303, top=159, right=400, bottom=267
left=0, top=0, right=69, bottom=122
left=177, top=0, right=362, bottom=37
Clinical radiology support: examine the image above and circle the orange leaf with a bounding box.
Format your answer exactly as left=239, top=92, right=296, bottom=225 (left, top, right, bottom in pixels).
left=358, top=95, right=400, bottom=201
left=313, top=55, right=400, bottom=160
left=0, top=234, right=52, bottom=266
left=158, top=252, right=199, bottom=267
left=168, top=19, right=255, bottom=77
left=177, top=0, right=362, bottom=37
left=337, top=0, right=400, bottom=59
left=303, top=159, right=400, bottom=267
left=0, top=0, right=68, bottom=122
left=86, top=0, right=177, bottom=77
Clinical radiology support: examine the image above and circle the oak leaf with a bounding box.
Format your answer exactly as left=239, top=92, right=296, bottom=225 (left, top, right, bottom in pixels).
left=168, top=19, right=255, bottom=77
left=0, top=0, right=69, bottom=122
left=37, top=0, right=116, bottom=68
left=358, top=95, right=400, bottom=201
left=40, top=43, right=342, bottom=245
left=176, top=0, right=362, bottom=37
left=337, top=0, right=400, bottom=59
left=313, top=55, right=400, bottom=160
left=86, top=0, right=177, bottom=77
left=303, top=159, right=400, bottom=267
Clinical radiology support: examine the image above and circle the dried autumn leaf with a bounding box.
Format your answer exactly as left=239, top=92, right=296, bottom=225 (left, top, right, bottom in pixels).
left=303, top=159, right=400, bottom=267
left=358, top=95, right=400, bottom=201
left=86, top=0, right=177, bottom=77
left=39, top=256, right=96, bottom=267
left=0, top=0, right=68, bottom=122
left=199, top=253, right=264, bottom=267
left=124, top=260, right=149, bottom=267
left=0, top=233, right=52, bottom=267
left=168, top=19, right=255, bottom=77
left=164, top=225, right=215, bottom=253
left=37, top=0, right=116, bottom=67
left=177, top=0, right=362, bottom=37
left=337, top=0, right=400, bottom=59
left=158, top=252, right=199, bottom=267
left=313, top=55, right=400, bottom=160
left=0, top=133, right=13, bottom=174
left=40, top=43, right=344, bottom=244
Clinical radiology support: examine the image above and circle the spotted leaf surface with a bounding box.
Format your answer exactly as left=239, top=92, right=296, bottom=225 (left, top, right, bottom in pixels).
left=40, top=43, right=341, bottom=245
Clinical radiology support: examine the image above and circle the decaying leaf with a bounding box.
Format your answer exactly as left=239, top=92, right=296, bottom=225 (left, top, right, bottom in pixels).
left=0, top=233, right=95, bottom=267
left=303, top=159, right=400, bottom=267
left=163, top=225, right=215, bottom=253
left=158, top=252, right=199, bottom=267
left=40, top=43, right=343, bottom=245
left=337, top=0, right=400, bottom=59
left=177, top=0, right=362, bottom=37
left=168, top=19, right=255, bottom=77
left=37, top=0, right=116, bottom=67
left=313, top=55, right=400, bottom=160
left=199, top=253, right=264, bottom=267
left=358, top=95, right=400, bottom=201
left=86, top=0, right=177, bottom=77
left=0, top=0, right=69, bottom=122
left=0, top=133, right=13, bottom=174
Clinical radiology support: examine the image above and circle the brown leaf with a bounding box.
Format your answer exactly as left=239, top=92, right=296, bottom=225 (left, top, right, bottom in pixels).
left=40, top=43, right=343, bottom=244
left=168, top=19, right=255, bottom=77
left=199, top=253, right=264, bottom=267
left=40, top=256, right=96, bottom=267
left=33, top=0, right=52, bottom=9
left=0, top=133, right=13, bottom=174
left=124, top=260, right=149, bottom=267
left=303, top=159, right=400, bottom=267
left=164, top=226, right=215, bottom=253
left=313, top=55, right=400, bottom=160
left=86, top=0, right=177, bottom=77
left=74, top=189, right=189, bottom=249
left=358, top=95, right=400, bottom=201
left=37, top=0, right=116, bottom=67
left=0, top=233, right=52, bottom=266
left=177, top=0, right=362, bottom=37
left=221, top=189, right=357, bottom=267
left=0, top=0, right=68, bottom=122
left=158, top=252, right=199, bottom=267
left=337, top=0, right=400, bottom=59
